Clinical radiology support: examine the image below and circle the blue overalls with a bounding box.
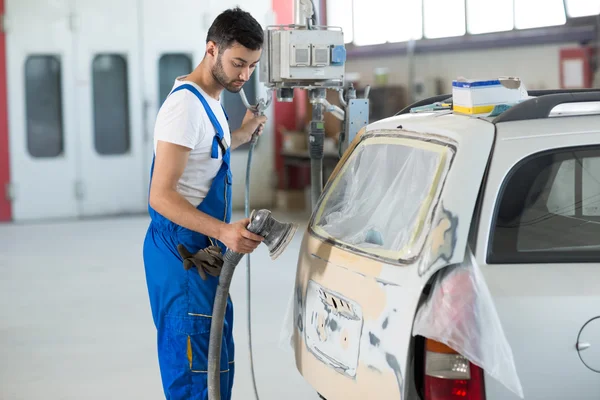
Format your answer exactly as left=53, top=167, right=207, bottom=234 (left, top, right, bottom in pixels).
left=142, top=84, right=234, bottom=400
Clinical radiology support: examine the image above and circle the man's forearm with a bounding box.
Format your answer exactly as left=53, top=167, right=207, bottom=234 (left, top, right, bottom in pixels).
left=230, top=129, right=247, bottom=150
left=150, top=189, right=226, bottom=239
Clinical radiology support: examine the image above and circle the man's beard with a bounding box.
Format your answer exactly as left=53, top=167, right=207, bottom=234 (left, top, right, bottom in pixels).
left=211, top=55, right=244, bottom=93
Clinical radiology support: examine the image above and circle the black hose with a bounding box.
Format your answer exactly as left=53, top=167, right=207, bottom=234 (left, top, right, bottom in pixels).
left=310, top=159, right=323, bottom=209
left=309, top=102, right=325, bottom=209
left=207, top=250, right=243, bottom=400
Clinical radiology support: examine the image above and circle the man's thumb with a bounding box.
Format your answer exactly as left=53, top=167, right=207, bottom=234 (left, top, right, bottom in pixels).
left=239, top=217, right=251, bottom=226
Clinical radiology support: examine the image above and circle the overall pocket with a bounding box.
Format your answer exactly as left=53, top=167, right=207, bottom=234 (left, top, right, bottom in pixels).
left=161, top=314, right=231, bottom=374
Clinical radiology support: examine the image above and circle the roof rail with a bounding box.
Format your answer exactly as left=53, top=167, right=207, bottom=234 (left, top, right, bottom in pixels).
left=394, top=94, right=452, bottom=116
left=394, top=89, right=600, bottom=120
left=493, top=89, right=600, bottom=123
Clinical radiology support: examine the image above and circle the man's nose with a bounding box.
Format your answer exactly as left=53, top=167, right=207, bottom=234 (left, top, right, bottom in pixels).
left=239, top=67, right=250, bottom=81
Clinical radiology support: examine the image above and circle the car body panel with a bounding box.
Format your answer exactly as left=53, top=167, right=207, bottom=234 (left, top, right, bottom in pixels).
left=474, top=115, right=600, bottom=399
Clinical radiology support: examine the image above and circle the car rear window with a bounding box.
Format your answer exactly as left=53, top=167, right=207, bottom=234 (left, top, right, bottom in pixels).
left=310, top=134, right=453, bottom=263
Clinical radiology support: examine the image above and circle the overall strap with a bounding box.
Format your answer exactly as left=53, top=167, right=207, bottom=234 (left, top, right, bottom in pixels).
left=169, top=84, right=229, bottom=160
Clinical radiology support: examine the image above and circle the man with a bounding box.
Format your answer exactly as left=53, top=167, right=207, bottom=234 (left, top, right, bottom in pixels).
left=143, top=8, right=267, bottom=400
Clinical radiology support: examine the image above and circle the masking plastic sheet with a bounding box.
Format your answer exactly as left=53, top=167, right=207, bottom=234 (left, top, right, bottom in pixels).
left=311, top=138, right=449, bottom=261
left=413, top=248, right=524, bottom=398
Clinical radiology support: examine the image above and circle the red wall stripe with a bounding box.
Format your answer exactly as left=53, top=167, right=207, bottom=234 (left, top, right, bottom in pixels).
left=271, top=0, right=309, bottom=190
left=0, top=0, right=11, bottom=222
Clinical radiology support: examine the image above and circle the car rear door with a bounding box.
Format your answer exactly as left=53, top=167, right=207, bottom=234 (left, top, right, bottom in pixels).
left=474, top=114, right=600, bottom=399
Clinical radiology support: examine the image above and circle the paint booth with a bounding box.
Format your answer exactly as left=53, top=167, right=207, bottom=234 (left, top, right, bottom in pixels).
left=4, top=0, right=274, bottom=221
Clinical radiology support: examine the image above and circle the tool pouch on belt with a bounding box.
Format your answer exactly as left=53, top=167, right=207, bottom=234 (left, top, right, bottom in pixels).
left=177, top=244, right=224, bottom=280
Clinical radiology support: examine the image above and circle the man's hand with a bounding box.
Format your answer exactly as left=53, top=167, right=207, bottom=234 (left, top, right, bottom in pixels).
left=218, top=218, right=264, bottom=253
left=231, top=110, right=268, bottom=149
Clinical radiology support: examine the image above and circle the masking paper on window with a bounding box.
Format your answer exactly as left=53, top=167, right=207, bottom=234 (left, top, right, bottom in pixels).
left=413, top=248, right=524, bottom=398
left=312, top=136, right=451, bottom=262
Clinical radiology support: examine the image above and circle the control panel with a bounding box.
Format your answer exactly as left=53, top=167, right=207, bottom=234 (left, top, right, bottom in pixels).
left=260, top=28, right=346, bottom=89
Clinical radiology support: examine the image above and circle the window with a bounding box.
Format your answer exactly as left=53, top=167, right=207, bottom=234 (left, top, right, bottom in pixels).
left=467, top=0, right=513, bottom=34
left=514, top=0, right=566, bottom=29
left=489, top=147, right=600, bottom=263
left=25, top=55, right=64, bottom=158
left=353, top=0, right=387, bottom=45
left=327, top=0, right=354, bottom=44
left=221, top=73, right=258, bottom=151
left=92, top=54, right=130, bottom=155
left=311, top=134, right=453, bottom=263
left=92, top=54, right=131, bottom=155
left=387, top=0, right=423, bottom=43
left=353, top=0, right=423, bottom=45
left=565, top=0, right=600, bottom=18
left=159, top=54, right=193, bottom=105
left=424, top=0, right=466, bottom=39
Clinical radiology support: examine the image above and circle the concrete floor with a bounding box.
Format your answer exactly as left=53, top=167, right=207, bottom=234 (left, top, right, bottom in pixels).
left=0, top=211, right=319, bottom=400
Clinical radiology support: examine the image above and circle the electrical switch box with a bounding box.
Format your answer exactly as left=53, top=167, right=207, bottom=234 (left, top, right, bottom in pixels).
left=260, top=28, right=346, bottom=89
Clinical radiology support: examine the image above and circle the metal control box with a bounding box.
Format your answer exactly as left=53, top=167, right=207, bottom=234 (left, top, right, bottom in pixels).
left=260, top=28, right=346, bottom=88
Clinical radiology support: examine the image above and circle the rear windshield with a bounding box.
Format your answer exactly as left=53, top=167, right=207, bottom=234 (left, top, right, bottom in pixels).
left=311, top=134, right=453, bottom=263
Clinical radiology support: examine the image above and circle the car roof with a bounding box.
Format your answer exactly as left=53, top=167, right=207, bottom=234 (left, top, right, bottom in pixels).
left=365, top=89, right=600, bottom=142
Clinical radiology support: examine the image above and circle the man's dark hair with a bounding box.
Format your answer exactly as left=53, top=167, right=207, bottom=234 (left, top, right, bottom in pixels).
left=207, top=7, right=264, bottom=51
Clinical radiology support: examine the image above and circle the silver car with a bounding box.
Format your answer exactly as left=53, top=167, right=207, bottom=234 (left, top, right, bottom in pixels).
left=285, top=89, right=600, bottom=400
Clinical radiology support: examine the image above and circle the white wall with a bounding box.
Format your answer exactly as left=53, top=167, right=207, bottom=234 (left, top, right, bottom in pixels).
left=346, top=43, right=579, bottom=93
left=222, top=1, right=277, bottom=211
left=6, top=0, right=273, bottom=221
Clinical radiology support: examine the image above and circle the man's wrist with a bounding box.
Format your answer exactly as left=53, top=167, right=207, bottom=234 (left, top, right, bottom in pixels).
left=215, top=221, right=228, bottom=242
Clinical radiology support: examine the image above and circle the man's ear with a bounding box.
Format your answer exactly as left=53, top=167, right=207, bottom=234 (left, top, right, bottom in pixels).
left=206, top=41, right=218, bottom=58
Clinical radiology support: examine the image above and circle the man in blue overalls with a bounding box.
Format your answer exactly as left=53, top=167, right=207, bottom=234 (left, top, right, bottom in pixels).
left=143, top=8, right=267, bottom=399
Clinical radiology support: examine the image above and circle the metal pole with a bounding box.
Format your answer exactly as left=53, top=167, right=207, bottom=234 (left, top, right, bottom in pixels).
left=309, top=88, right=326, bottom=210
left=407, top=38, right=416, bottom=104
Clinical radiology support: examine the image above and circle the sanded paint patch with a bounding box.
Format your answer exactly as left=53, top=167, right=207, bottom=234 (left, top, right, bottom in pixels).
left=429, top=204, right=458, bottom=263
left=293, top=236, right=422, bottom=399
left=304, top=280, right=364, bottom=377
left=293, top=275, right=415, bottom=399
left=310, top=237, right=384, bottom=288
left=419, top=202, right=459, bottom=276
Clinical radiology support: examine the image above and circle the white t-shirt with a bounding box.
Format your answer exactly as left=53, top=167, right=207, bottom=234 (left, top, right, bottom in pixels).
left=153, top=77, right=231, bottom=207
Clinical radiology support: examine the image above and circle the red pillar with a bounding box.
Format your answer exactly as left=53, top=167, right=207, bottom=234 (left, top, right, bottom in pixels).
left=0, top=0, right=11, bottom=221
left=271, top=0, right=308, bottom=190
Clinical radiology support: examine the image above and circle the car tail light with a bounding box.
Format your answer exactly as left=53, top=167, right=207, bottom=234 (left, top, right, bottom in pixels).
left=424, top=339, right=485, bottom=400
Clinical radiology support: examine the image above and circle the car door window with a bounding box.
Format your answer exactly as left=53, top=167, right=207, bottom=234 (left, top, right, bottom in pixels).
left=489, top=146, right=600, bottom=263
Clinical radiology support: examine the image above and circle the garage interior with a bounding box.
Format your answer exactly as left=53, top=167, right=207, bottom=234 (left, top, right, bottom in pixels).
left=1, top=0, right=599, bottom=399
